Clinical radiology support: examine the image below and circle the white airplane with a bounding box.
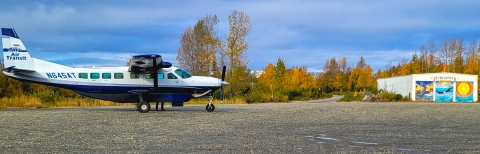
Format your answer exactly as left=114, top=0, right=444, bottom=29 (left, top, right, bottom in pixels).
left=1, top=28, right=229, bottom=113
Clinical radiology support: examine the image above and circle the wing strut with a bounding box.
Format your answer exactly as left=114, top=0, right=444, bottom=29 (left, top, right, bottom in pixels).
left=152, top=55, right=159, bottom=92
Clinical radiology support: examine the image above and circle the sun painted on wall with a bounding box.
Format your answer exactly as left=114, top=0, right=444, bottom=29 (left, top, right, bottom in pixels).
left=455, top=81, right=473, bottom=102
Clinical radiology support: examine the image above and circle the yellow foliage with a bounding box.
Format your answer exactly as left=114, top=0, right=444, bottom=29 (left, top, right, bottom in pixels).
left=0, top=96, right=128, bottom=109
left=258, top=63, right=275, bottom=86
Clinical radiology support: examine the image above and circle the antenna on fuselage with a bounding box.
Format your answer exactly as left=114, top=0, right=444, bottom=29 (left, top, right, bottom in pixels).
left=72, top=62, right=77, bottom=68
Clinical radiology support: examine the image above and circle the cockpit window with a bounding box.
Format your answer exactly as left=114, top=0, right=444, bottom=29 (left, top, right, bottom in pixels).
left=167, top=73, right=177, bottom=79
left=174, top=69, right=192, bottom=79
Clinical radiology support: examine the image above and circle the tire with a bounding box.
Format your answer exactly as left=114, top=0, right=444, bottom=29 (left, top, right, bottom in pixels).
left=206, top=104, right=215, bottom=112
left=137, top=101, right=150, bottom=113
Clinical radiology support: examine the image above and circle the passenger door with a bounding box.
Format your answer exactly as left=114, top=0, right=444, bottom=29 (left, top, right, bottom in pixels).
left=144, top=72, right=167, bottom=88
left=166, top=72, right=182, bottom=87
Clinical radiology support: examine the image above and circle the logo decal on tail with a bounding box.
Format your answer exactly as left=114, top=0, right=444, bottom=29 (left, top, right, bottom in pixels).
left=4, top=48, right=27, bottom=60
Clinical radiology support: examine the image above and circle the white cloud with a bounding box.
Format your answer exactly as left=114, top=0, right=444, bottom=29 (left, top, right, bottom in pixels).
left=1, top=0, right=480, bottom=72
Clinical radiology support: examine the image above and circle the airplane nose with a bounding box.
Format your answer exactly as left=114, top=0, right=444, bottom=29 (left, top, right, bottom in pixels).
left=221, top=81, right=229, bottom=86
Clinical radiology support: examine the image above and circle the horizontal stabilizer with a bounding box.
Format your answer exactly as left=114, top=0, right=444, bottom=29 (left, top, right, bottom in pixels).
left=3, top=66, right=35, bottom=72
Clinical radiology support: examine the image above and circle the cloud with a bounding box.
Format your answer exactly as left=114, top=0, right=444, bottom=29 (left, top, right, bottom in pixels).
left=1, top=0, right=480, bottom=72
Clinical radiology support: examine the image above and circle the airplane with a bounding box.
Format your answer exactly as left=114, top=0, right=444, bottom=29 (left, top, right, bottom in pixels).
left=1, top=28, right=229, bottom=113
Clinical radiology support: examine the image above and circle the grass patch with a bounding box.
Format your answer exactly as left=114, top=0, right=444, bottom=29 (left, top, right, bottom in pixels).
left=0, top=95, right=246, bottom=109
left=185, top=97, right=246, bottom=105
left=0, top=96, right=128, bottom=108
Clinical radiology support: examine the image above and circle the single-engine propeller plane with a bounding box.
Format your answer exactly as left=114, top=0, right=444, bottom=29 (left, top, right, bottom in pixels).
left=1, top=28, right=229, bottom=113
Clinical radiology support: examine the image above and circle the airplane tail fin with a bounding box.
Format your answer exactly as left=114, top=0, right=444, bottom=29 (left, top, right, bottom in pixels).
left=2, top=28, right=34, bottom=70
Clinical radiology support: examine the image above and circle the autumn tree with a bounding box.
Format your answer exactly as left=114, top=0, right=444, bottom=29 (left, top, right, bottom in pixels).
left=348, top=56, right=367, bottom=91
left=224, top=10, right=253, bottom=97
left=126, top=59, right=132, bottom=66
left=333, top=57, right=349, bottom=92
left=453, top=38, right=464, bottom=73
left=274, top=58, right=286, bottom=81
left=410, top=52, right=421, bottom=74
left=464, top=39, right=478, bottom=74
left=464, top=52, right=478, bottom=74
left=426, top=40, right=437, bottom=73
left=258, top=63, right=275, bottom=99
left=273, top=58, right=287, bottom=97
left=177, top=14, right=222, bottom=76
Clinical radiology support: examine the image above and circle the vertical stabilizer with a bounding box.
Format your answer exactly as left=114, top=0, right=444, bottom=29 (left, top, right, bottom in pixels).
left=2, top=28, right=34, bottom=70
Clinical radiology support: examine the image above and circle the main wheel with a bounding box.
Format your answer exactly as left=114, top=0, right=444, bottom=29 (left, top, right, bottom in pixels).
left=206, top=104, right=215, bottom=112
left=137, top=101, right=150, bottom=113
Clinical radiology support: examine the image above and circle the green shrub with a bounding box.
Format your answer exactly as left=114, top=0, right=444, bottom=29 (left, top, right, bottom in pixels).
left=402, top=95, right=411, bottom=101
left=288, top=90, right=302, bottom=100
left=355, top=93, right=364, bottom=101
left=339, top=91, right=355, bottom=102
left=32, top=91, right=60, bottom=104
left=379, top=91, right=396, bottom=101
left=394, top=94, right=403, bottom=101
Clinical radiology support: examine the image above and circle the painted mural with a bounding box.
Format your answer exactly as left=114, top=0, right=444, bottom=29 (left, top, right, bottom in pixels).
left=435, top=81, right=454, bottom=102
left=455, top=81, right=474, bottom=102
left=415, top=81, right=433, bottom=101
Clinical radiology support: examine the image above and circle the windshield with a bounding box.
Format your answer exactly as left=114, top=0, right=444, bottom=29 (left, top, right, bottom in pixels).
left=174, top=68, right=192, bottom=79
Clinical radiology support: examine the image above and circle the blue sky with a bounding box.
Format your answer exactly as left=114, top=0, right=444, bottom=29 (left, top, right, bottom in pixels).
left=1, top=0, right=480, bottom=72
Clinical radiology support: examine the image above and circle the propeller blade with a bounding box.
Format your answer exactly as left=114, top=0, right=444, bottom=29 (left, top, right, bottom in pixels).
left=220, top=65, right=226, bottom=103
left=221, top=66, right=226, bottom=81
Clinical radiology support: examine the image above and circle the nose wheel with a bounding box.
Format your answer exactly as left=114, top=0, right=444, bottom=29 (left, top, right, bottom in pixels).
left=206, top=96, right=215, bottom=112
left=206, top=104, right=215, bottom=112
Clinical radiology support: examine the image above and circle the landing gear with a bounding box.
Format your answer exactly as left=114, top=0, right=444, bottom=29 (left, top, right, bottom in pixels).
left=206, top=96, right=215, bottom=112
left=136, top=93, right=150, bottom=113
left=206, top=104, right=215, bottom=112
left=137, top=101, right=150, bottom=113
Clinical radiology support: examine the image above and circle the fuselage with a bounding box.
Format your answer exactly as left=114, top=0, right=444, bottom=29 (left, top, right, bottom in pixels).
left=3, top=66, right=224, bottom=95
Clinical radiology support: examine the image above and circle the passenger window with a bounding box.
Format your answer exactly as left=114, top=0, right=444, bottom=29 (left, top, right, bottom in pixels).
left=79, top=73, right=88, bottom=79
left=130, top=73, right=139, bottom=79
left=114, top=73, right=123, bottom=79
left=144, top=73, right=164, bottom=79
left=90, top=73, right=100, bottom=79
left=102, top=73, right=111, bottom=79
left=145, top=74, right=152, bottom=79
left=167, top=73, right=177, bottom=79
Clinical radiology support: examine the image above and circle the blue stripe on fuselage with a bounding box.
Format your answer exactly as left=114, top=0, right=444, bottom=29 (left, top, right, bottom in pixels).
left=6, top=74, right=219, bottom=94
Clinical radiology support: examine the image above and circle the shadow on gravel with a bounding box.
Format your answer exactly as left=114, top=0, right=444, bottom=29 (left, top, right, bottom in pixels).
left=87, top=105, right=242, bottom=113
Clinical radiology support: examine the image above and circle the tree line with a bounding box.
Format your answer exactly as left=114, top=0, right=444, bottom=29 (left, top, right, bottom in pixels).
left=177, top=11, right=480, bottom=103
left=378, top=38, right=480, bottom=78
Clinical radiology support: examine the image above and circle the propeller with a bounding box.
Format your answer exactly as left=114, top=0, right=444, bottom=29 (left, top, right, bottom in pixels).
left=220, top=66, right=226, bottom=103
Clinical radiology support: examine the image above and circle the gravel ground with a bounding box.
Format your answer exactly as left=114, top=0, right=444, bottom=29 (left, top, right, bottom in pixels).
left=1, top=98, right=480, bottom=153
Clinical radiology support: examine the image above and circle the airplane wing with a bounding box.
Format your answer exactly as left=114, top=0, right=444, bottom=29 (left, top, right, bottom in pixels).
left=128, top=54, right=172, bottom=73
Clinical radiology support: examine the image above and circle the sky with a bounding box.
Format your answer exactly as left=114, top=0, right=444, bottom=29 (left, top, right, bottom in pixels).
left=1, top=0, right=480, bottom=72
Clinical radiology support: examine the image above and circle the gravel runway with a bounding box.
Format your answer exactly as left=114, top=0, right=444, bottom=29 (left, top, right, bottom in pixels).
left=1, top=99, right=480, bottom=153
